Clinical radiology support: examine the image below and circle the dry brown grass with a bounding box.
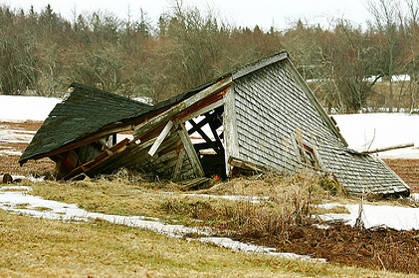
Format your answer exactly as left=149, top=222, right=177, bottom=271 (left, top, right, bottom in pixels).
left=0, top=199, right=413, bottom=277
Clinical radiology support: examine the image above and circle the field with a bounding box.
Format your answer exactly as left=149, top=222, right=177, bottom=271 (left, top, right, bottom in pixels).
left=0, top=122, right=419, bottom=277
left=1, top=117, right=419, bottom=277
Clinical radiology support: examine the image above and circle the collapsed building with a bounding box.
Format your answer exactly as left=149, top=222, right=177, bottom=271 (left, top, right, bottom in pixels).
left=19, top=51, right=410, bottom=195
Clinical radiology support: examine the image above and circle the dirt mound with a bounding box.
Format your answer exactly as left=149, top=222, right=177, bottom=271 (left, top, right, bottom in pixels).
left=384, top=159, right=419, bottom=193
left=236, top=223, right=419, bottom=274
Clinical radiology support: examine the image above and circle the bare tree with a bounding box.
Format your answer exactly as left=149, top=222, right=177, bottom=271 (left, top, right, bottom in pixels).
left=368, top=0, right=403, bottom=107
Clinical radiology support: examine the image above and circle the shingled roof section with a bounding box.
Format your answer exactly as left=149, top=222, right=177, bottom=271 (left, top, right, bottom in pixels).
left=19, top=83, right=152, bottom=164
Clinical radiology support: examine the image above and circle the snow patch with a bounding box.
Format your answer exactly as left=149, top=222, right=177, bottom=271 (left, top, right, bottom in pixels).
left=0, top=150, right=22, bottom=156
left=318, top=202, right=419, bottom=231
left=195, top=237, right=325, bottom=262
left=0, top=186, right=205, bottom=238
left=0, top=95, right=60, bottom=122
left=0, top=129, right=34, bottom=144
left=333, top=113, right=419, bottom=159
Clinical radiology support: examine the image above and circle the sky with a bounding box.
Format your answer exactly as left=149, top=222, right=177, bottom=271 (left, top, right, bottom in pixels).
left=3, top=0, right=374, bottom=30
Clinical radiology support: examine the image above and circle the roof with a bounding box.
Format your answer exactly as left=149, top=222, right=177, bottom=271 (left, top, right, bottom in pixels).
left=19, top=83, right=152, bottom=164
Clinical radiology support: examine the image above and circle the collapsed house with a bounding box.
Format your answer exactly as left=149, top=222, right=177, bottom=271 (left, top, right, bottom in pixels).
left=19, top=51, right=410, bottom=195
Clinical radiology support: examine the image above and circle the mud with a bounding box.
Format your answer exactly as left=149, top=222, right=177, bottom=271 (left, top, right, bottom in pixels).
left=235, top=223, right=419, bottom=274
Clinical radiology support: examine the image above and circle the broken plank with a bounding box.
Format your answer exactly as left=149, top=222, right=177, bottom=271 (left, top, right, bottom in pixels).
left=228, top=156, right=271, bottom=173
left=180, top=177, right=211, bottom=191
left=362, top=143, right=414, bottom=154
left=148, top=120, right=173, bottom=157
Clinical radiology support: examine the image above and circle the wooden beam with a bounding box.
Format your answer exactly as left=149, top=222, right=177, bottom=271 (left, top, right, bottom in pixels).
left=62, top=138, right=130, bottom=180
left=133, top=77, right=232, bottom=138
left=362, top=143, right=414, bottom=154
left=148, top=120, right=173, bottom=157
left=228, top=156, right=271, bottom=173
left=27, top=125, right=133, bottom=163
left=205, top=111, right=224, bottom=156
left=187, top=106, right=223, bottom=135
left=181, top=98, right=224, bottom=123
left=188, top=119, right=221, bottom=155
left=178, top=123, right=205, bottom=178
left=223, top=86, right=240, bottom=177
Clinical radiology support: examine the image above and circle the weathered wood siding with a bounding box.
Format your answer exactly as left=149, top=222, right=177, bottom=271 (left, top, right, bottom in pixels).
left=232, top=60, right=409, bottom=194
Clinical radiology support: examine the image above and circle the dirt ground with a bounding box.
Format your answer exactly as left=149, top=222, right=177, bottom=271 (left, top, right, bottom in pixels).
left=232, top=222, right=419, bottom=274
left=384, top=159, right=419, bottom=192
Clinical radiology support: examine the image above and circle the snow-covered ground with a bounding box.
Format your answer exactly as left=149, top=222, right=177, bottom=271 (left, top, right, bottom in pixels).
left=0, top=95, right=60, bottom=122
left=318, top=202, right=419, bottom=231
left=333, top=113, right=419, bottom=159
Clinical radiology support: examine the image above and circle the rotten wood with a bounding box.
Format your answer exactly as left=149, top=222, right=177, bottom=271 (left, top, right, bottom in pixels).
left=27, top=125, right=133, bottom=163
left=62, top=138, right=130, bottom=180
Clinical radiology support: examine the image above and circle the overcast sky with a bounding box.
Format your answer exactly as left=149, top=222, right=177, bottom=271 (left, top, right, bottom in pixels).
left=4, top=0, right=374, bottom=30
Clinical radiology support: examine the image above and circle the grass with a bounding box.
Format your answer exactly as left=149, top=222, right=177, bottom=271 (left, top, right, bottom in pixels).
left=2, top=173, right=417, bottom=275
left=0, top=209, right=412, bottom=277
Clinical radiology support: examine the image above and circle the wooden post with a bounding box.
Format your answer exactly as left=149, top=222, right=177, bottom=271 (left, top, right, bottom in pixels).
left=178, top=123, right=205, bottom=178
left=223, top=86, right=240, bottom=176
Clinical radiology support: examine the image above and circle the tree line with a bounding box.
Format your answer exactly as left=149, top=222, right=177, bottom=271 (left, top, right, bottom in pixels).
left=0, top=0, right=417, bottom=112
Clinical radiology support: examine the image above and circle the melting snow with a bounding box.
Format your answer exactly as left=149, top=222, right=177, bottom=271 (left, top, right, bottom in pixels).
left=195, top=237, right=325, bottom=262
left=0, top=129, right=34, bottom=144
left=318, top=202, right=419, bottom=231
left=0, top=150, right=22, bottom=156
left=0, top=186, right=322, bottom=261
left=0, top=186, right=205, bottom=238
